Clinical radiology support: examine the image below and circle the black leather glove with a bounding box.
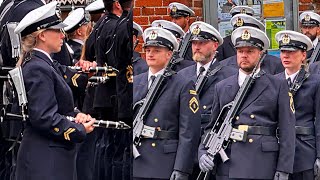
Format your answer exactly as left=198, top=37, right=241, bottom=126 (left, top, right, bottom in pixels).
left=314, top=158, right=320, bottom=180
left=199, top=154, right=214, bottom=172
left=273, top=171, right=289, bottom=180
left=170, top=170, right=189, bottom=180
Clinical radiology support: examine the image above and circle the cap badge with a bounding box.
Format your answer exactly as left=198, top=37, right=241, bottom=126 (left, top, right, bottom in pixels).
left=240, top=8, right=247, bottom=14
left=192, top=25, right=201, bottom=35
left=172, top=5, right=177, bottom=13
left=304, top=14, right=311, bottom=22
left=149, top=31, right=158, bottom=40
left=157, top=23, right=163, bottom=28
left=236, top=17, right=244, bottom=27
left=282, top=34, right=291, bottom=44
left=241, top=30, right=251, bottom=40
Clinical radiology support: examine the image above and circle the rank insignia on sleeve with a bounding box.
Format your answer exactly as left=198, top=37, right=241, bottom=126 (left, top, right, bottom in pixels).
left=64, top=128, right=75, bottom=141
left=189, top=97, right=199, bottom=113
left=71, top=74, right=80, bottom=87
left=189, top=90, right=197, bottom=95
left=288, top=92, right=295, bottom=114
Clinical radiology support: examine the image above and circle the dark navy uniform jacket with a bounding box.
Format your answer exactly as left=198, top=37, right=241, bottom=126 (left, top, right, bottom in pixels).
left=133, top=72, right=201, bottom=179
left=133, top=51, right=148, bottom=76
left=216, top=35, right=235, bottom=61
left=15, top=50, right=86, bottom=180
left=178, top=60, right=237, bottom=128
left=199, top=72, right=295, bottom=179
left=67, top=39, right=82, bottom=64
left=220, top=54, right=284, bottom=75
left=93, top=13, right=118, bottom=110
left=276, top=72, right=320, bottom=172
left=310, top=61, right=320, bottom=74
left=307, top=47, right=320, bottom=63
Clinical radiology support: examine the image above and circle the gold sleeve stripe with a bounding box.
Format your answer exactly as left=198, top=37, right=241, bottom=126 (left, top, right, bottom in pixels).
left=189, top=90, right=197, bottom=95
left=71, top=74, right=80, bottom=87
left=64, top=128, right=76, bottom=141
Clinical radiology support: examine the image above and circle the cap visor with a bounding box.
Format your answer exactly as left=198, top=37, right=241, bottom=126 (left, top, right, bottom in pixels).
left=190, top=36, right=208, bottom=41
left=280, top=46, right=299, bottom=51
left=143, top=43, right=169, bottom=49
left=48, top=22, right=68, bottom=29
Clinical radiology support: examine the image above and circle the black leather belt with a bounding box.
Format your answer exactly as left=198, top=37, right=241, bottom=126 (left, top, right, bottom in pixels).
left=141, top=125, right=178, bottom=140
left=234, top=125, right=276, bottom=136
left=295, top=126, right=314, bottom=135
left=153, top=130, right=178, bottom=140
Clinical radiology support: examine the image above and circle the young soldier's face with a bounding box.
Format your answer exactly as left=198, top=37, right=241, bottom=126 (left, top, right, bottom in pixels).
left=280, top=50, right=306, bottom=70
left=301, top=26, right=319, bottom=42
left=145, top=46, right=172, bottom=70
left=192, top=40, right=219, bottom=64
left=236, top=47, right=262, bottom=73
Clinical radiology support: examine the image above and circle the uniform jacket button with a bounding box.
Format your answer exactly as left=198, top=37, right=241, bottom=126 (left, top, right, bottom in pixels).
left=249, top=139, right=253, bottom=143
left=151, top=143, right=156, bottom=147
left=250, top=114, right=255, bottom=119
left=154, top=118, right=158, bottom=122
left=236, top=116, right=239, bottom=120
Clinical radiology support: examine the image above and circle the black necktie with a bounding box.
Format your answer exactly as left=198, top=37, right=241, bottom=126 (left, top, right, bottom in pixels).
left=149, top=75, right=156, bottom=89
left=198, top=66, right=205, bottom=78
left=287, top=77, right=292, bottom=87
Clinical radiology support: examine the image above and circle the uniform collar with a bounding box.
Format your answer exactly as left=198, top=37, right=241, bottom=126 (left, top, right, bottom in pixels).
left=71, top=39, right=84, bottom=45
left=33, top=48, right=53, bottom=62
left=148, top=68, right=165, bottom=88
left=238, top=68, right=260, bottom=86
left=148, top=68, right=165, bottom=80
left=285, top=69, right=300, bottom=83
left=196, top=59, right=215, bottom=76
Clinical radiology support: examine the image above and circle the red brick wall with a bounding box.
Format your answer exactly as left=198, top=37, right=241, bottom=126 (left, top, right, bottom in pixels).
left=133, top=0, right=203, bottom=54
left=299, top=0, right=320, bottom=13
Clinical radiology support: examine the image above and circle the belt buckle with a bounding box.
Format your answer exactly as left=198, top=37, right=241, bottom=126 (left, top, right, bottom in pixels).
left=141, top=125, right=156, bottom=138
left=238, top=125, right=249, bottom=132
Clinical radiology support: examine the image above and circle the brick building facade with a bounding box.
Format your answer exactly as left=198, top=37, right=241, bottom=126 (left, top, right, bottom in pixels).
left=133, top=0, right=320, bottom=53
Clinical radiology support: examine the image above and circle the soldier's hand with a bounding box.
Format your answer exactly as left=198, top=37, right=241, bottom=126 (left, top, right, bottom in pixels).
left=169, top=170, right=189, bottom=180
left=76, top=59, right=97, bottom=72
left=199, top=154, right=214, bottom=172
left=82, top=118, right=95, bottom=134
left=273, top=171, right=289, bottom=180
left=74, top=113, right=92, bottom=124
left=314, top=158, right=320, bottom=180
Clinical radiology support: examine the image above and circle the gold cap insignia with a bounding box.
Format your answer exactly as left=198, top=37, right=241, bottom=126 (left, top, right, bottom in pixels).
left=282, top=34, right=290, bottom=44
left=240, top=8, right=247, bottom=14
left=157, top=23, right=163, bottom=28
left=172, top=5, right=177, bottom=13
left=236, top=17, right=244, bottom=27
left=126, top=65, right=133, bottom=83
left=241, top=30, right=251, bottom=40
left=192, top=25, right=201, bottom=35
left=189, top=97, right=199, bottom=113
left=149, top=31, right=158, bottom=40
left=304, top=14, right=311, bottom=22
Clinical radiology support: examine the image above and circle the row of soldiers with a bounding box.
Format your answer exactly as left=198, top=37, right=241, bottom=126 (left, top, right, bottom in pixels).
left=0, top=0, right=133, bottom=179
left=132, top=2, right=320, bottom=180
